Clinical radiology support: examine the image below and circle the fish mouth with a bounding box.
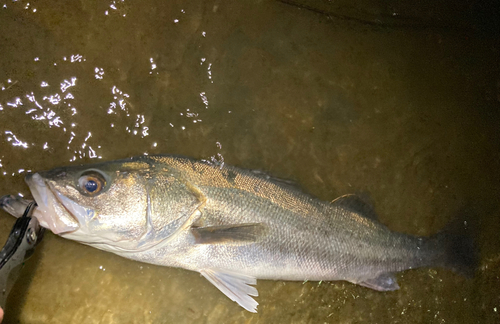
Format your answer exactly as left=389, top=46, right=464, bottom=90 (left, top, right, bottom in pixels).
left=25, top=173, right=81, bottom=234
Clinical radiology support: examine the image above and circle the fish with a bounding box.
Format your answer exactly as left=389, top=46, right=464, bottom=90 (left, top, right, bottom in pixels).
left=2, top=155, right=476, bottom=312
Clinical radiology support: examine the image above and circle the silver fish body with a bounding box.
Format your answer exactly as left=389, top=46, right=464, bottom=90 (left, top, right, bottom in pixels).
left=19, top=155, right=474, bottom=312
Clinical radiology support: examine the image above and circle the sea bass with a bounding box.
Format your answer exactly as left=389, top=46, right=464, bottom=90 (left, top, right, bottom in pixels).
left=5, top=155, right=475, bottom=312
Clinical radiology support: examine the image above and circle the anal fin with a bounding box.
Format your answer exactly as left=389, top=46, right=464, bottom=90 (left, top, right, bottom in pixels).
left=356, top=273, right=400, bottom=291
left=200, top=268, right=259, bottom=313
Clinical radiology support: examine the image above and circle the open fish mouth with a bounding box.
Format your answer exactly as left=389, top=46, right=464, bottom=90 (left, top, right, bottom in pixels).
left=25, top=173, right=81, bottom=234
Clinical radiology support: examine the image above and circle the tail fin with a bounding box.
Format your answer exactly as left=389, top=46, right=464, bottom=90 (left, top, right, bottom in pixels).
left=431, top=210, right=478, bottom=277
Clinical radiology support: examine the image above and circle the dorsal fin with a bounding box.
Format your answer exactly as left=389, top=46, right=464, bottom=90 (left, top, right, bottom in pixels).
left=250, top=170, right=299, bottom=188
left=331, top=194, right=379, bottom=220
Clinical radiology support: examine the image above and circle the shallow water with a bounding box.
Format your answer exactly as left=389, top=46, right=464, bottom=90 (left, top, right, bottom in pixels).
left=1, top=0, right=499, bottom=323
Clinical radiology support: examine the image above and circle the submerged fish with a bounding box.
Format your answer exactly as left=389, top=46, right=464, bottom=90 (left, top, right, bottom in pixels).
left=3, top=155, right=475, bottom=312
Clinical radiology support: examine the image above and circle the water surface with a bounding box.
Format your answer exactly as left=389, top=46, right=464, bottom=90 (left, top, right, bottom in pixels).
left=0, top=0, right=499, bottom=323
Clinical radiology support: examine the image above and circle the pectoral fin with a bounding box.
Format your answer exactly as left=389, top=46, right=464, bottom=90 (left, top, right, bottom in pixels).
left=191, top=223, right=266, bottom=245
left=200, top=268, right=259, bottom=313
left=356, top=273, right=399, bottom=291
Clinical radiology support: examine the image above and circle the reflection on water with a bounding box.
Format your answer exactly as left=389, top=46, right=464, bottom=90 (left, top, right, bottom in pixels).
left=1, top=0, right=499, bottom=323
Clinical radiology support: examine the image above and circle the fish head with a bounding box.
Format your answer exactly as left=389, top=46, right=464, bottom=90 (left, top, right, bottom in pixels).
left=25, top=160, right=153, bottom=251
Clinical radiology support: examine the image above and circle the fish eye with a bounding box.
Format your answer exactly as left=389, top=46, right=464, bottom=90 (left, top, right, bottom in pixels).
left=78, top=172, right=106, bottom=196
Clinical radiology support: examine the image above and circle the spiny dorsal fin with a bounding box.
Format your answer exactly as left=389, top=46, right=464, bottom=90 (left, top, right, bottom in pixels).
left=191, top=223, right=266, bottom=245
left=250, top=170, right=300, bottom=189
left=331, top=194, right=379, bottom=221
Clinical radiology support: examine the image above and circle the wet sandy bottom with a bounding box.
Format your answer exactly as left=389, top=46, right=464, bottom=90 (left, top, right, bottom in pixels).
left=0, top=0, right=499, bottom=323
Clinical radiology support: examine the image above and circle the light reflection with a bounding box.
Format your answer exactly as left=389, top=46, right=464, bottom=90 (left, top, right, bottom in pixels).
left=207, top=63, right=213, bottom=82
left=70, top=54, right=83, bottom=62
left=105, top=0, right=127, bottom=17
left=200, top=92, right=209, bottom=107
left=108, top=86, right=151, bottom=138
left=185, top=109, right=202, bottom=123
left=27, top=93, right=43, bottom=108
left=0, top=66, right=107, bottom=167
left=26, top=92, right=35, bottom=102
left=60, top=77, right=77, bottom=92
left=107, top=86, right=131, bottom=117
left=201, top=143, right=225, bottom=170
left=149, top=58, right=158, bottom=75
left=135, top=114, right=144, bottom=126
left=50, top=116, right=63, bottom=127
left=95, top=67, right=104, bottom=79
left=200, top=58, right=213, bottom=83
left=43, top=93, right=61, bottom=105
left=4, top=131, right=29, bottom=148
left=108, top=103, right=116, bottom=114
left=7, top=98, right=22, bottom=107
left=18, top=88, right=66, bottom=128
left=68, top=131, right=76, bottom=144
left=0, top=62, right=145, bottom=171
